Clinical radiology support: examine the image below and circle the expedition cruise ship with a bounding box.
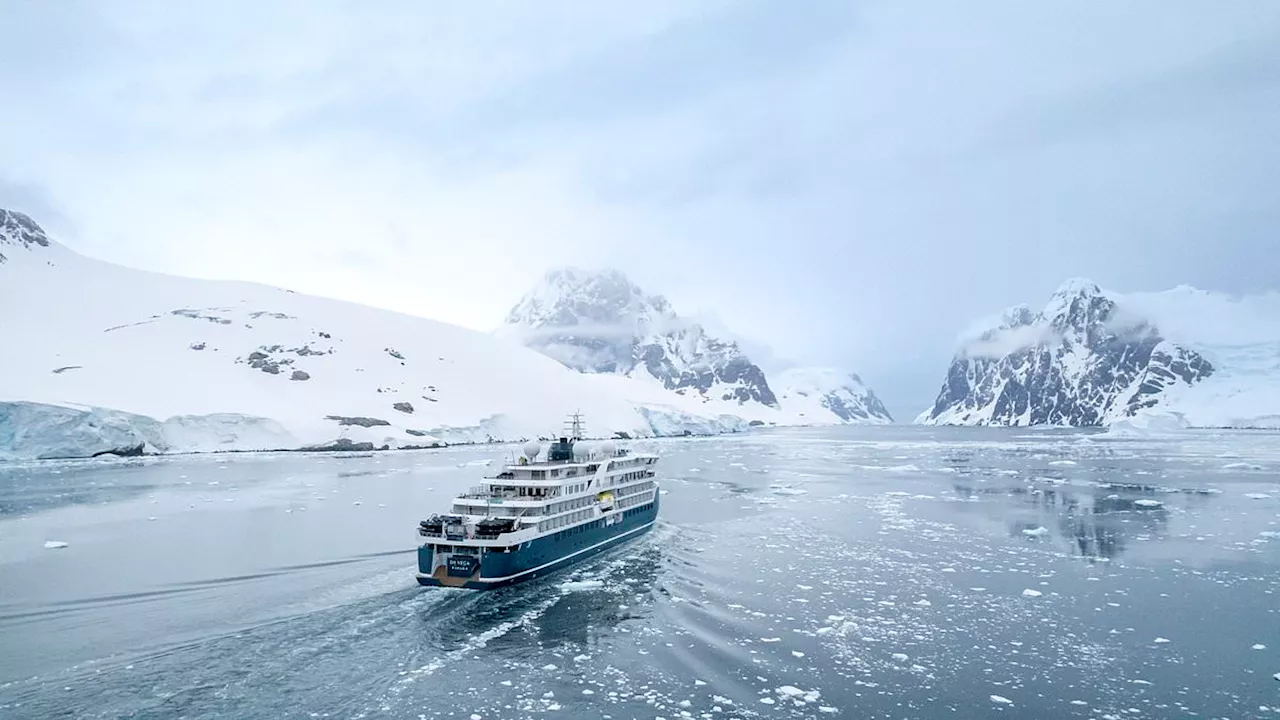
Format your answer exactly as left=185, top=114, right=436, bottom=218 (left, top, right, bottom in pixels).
left=415, top=414, right=660, bottom=590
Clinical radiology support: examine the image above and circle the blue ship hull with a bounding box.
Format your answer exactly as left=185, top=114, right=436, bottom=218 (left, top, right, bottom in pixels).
left=416, top=495, right=659, bottom=590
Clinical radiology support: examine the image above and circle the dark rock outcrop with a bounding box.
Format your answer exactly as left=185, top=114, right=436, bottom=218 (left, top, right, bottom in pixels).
left=91, top=443, right=146, bottom=458
left=246, top=351, right=281, bottom=374
left=290, top=370, right=311, bottom=381
left=302, top=438, right=378, bottom=452
left=0, top=209, right=51, bottom=263
left=393, top=402, right=414, bottom=414
left=324, top=415, right=390, bottom=428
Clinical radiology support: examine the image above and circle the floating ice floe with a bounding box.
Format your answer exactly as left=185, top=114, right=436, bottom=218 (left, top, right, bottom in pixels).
left=1253, top=644, right=1267, bottom=650
left=771, top=486, right=809, bottom=496
left=1049, top=460, right=1077, bottom=467
left=1022, top=589, right=1043, bottom=598
left=776, top=686, right=821, bottom=703
left=1133, top=499, right=1163, bottom=508
left=1154, top=637, right=1171, bottom=644
left=990, top=695, right=1013, bottom=705
left=1245, top=493, right=1272, bottom=500
left=1022, top=526, right=1049, bottom=537
left=1222, top=462, right=1264, bottom=471
left=560, top=580, right=604, bottom=593
left=43, top=540, right=69, bottom=549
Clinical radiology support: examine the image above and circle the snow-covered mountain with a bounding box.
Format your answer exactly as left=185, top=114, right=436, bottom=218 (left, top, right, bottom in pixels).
left=500, top=268, right=893, bottom=424
left=772, top=367, right=892, bottom=423
left=918, top=278, right=1280, bottom=428
left=501, top=268, right=777, bottom=406
left=0, top=211, right=801, bottom=460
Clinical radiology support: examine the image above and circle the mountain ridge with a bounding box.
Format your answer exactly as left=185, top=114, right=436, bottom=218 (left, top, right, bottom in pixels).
left=917, top=277, right=1280, bottom=428
left=503, top=266, right=892, bottom=424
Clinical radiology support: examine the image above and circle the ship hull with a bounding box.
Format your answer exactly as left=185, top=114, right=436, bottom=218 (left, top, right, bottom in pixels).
left=416, top=495, right=659, bottom=591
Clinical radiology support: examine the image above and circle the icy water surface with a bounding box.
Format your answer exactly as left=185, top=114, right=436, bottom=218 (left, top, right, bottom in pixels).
left=2, top=426, right=1279, bottom=719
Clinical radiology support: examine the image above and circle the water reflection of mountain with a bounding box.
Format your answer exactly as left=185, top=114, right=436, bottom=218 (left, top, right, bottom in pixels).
left=952, top=480, right=1178, bottom=561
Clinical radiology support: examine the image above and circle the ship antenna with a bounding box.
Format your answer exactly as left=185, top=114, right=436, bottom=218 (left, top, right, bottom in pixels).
left=564, top=410, right=586, bottom=441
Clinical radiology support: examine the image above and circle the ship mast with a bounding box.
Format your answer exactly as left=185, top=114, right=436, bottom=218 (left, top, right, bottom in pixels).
left=563, top=410, right=586, bottom=441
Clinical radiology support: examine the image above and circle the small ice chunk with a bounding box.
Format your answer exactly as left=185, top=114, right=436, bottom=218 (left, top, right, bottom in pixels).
left=470, top=715, right=481, bottom=720
left=760, top=637, right=781, bottom=643
left=777, top=686, right=805, bottom=697
left=792, top=651, right=805, bottom=658
left=1049, top=460, right=1077, bottom=466
left=759, top=697, right=775, bottom=705
left=1223, top=462, right=1264, bottom=470
left=43, top=540, right=69, bottom=549
left=1252, top=644, right=1267, bottom=650
left=1021, top=589, right=1043, bottom=597
left=542, top=664, right=558, bottom=671
left=1153, top=637, right=1170, bottom=644
left=1022, top=526, right=1049, bottom=537
left=1273, top=672, right=1280, bottom=681
left=560, top=580, right=604, bottom=592
left=1133, top=499, right=1162, bottom=508
left=581, top=689, right=594, bottom=695
left=892, top=653, right=909, bottom=662
left=1245, top=493, right=1272, bottom=500
left=990, top=695, right=1013, bottom=704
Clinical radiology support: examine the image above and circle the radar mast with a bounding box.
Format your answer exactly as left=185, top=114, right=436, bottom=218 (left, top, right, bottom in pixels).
left=564, top=410, right=587, bottom=441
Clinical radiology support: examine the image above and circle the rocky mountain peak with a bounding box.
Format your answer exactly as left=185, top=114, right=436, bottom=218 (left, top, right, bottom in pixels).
left=1041, top=277, right=1119, bottom=335
left=504, top=268, right=778, bottom=408
left=506, top=267, right=674, bottom=330
left=0, top=209, right=52, bottom=263
left=921, top=278, right=1213, bottom=426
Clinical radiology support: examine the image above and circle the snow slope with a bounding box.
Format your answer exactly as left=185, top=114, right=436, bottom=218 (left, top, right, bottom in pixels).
left=0, top=210, right=763, bottom=460
left=1120, top=286, right=1280, bottom=428
left=919, top=277, right=1280, bottom=428
left=500, top=267, right=893, bottom=424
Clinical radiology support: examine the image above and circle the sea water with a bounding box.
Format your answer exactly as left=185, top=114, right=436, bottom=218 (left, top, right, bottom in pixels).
left=1, top=426, right=1278, bottom=718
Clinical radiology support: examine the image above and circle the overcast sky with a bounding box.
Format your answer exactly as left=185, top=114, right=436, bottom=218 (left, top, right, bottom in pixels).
left=3, top=1, right=1278, bottom=418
